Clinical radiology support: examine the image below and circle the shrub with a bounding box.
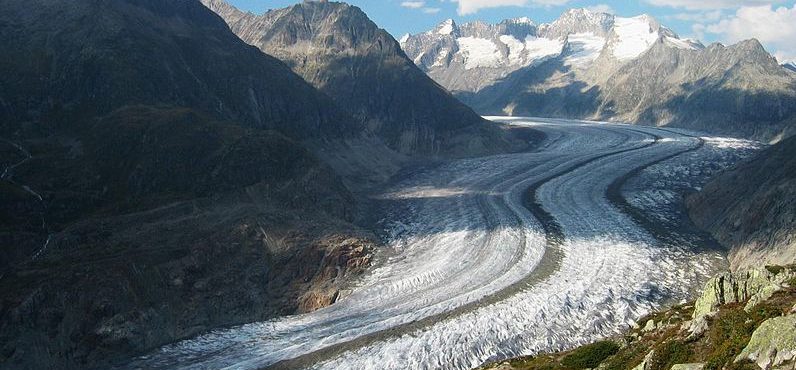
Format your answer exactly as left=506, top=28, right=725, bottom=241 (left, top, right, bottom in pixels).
left=561, top=341, right=620, bottom=369
left=648, top=340, right=692, bottom=370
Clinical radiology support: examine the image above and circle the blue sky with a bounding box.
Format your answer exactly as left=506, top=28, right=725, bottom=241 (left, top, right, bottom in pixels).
left=227, top=0, right=796, bottom=62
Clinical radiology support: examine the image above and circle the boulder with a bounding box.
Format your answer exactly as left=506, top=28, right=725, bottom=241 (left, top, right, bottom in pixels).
left=736, top=314, right=796, bottom=369
left=693, top=268, right=796, bottom=318
left=632, top=350, right=656, bottom=370
left=670, top=363, right=705, bottom=370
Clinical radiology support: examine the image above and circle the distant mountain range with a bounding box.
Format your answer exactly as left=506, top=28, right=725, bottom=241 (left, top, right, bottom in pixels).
left=402, top=9, right=796, bottom=141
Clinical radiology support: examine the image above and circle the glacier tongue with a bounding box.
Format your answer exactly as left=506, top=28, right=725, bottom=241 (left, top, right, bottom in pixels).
left=121, top=118, right=757, bottom=370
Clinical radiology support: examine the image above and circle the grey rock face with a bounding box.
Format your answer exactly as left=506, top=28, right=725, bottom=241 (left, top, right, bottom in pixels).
left=403, top=9, right=796, bottom=141
left=687, top=136, right=796, bottom=271
left=692, top=267, right=796, bottom=318
left=736, top=314, right=796, bottom=369
left=670, top=363, right=705, bottom=370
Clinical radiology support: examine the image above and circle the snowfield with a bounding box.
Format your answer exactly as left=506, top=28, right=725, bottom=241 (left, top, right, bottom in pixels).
left=122, top=118, right=759, bottom=370
left=611, top=16, right=659, bottom=61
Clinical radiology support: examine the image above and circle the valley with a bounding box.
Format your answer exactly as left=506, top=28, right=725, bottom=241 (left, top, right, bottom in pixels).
left=121, top=118, right=758, bottom=370
left=1, top=1, right=793, bottom=369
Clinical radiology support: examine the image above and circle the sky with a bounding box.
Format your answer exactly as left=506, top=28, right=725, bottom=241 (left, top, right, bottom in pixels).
left=227, top=0, right=796, bottom=63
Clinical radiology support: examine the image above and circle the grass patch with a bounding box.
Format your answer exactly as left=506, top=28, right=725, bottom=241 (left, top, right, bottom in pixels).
left=561, top=341, right=621, bottom=369
left=649, top=340, right=692, bottom=370
left=603, top=343, right=649, bottom=370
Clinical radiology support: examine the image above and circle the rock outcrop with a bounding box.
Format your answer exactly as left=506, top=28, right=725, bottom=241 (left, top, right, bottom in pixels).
left=693, top=267, right=796, bottom=318
left=737, top=314, right=796, bottom=369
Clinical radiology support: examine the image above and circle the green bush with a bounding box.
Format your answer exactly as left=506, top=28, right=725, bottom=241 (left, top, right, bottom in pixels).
left=561, top=341, right=620, bottom=369
left=765, top=265, right=785, bottom=275
left=704, top=309, right=756, bottom=370
left=649, top=340, right=692, bottom=370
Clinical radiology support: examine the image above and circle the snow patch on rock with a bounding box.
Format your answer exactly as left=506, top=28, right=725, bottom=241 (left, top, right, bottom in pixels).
left=612, top=16, right=659, bottom=61
left=565, top=33, right=606, bottom=66
left=458, top=37, right=502, bottom=69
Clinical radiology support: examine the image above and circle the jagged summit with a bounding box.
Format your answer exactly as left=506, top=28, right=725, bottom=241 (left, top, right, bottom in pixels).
left=436, top=18, right=458, bottom=36
left=202, top=0, right=518, bottom=156
left=402, top=7, right=796, bottom=141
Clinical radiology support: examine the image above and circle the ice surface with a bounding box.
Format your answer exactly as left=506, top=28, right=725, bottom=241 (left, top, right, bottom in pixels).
left=123, top=119, right=757, bottom=370
left=565, top=32, right=606, bottom=66
left=523, top=36, right=565, bottom=63
left=458, top=37, right=502, bottom=69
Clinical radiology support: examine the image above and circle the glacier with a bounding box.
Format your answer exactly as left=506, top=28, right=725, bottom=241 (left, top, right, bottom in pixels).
left=121, top=118, right=760, bottom=370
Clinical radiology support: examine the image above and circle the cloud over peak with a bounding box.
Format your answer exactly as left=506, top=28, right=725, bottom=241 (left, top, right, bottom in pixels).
left=451, top=0, right=570, bottom=15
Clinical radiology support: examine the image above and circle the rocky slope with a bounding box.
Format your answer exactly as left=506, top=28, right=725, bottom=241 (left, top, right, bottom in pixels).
left=0, top=0, right=380, bottom=368
left=201, top=0, right=521, bottom=156
left=687, top=136, right=796, bottom=271
left=402, top=9, right=796, bottom=142
left=480, top=266, right=796, bottom=370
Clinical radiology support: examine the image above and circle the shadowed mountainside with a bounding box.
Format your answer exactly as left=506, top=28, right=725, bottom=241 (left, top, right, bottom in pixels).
left=687, top=136, right=796, bottom=271
left=0, top=0, right=382, bottom=368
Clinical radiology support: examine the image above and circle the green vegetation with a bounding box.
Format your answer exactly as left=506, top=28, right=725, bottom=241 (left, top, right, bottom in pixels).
left=561, top=341, right=621, bottom=369
left=765, top=265, right=785, bottom=275
left=650, top=340, right=693, bottom=370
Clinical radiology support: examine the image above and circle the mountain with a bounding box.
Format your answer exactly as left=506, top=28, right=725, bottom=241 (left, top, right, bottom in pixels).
left=403, top=9, right=796, bottom=141
left=686, top=135, right=796, bottom=271
left=0, top=0, right=379, bottom=368
left=201, top=0, right=522, bottom=156
left=785, top=62, right=796, bottom=72
left=0, top=0, right=357, bottom=139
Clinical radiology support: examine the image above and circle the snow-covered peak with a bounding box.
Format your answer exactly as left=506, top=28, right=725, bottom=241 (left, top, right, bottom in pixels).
left=565, top=8, right=596, bottom=17
left=611, top=15, right=661, bottom=61
left=436, top=19, right=457, bottom=35
left=504, top=16, right=533, bottom=25
left=543, top=7, right=614, bottom=39
left=664, top=36, right=703, bottom=51
left=399, top=33, right=410, bottom=44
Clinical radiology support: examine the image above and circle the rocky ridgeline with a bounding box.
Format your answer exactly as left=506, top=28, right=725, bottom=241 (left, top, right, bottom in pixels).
left=482, top=266, right=796, bottom=370
left=403, top=9, right=796, bottom=142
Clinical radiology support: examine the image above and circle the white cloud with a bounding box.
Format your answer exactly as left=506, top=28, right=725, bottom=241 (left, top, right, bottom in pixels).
left=584, top=4, right=614, bottom=14
left=451, top=0, right=570, bottom=15
left=401, top=1, right=425, bottom=9
left=704, top=4, right=796, bottom=63
left=669, top=10, right=723, bottom=22
left=423, top=7, right=442, bottom=14
left=645, top=0, right=784, bottom=10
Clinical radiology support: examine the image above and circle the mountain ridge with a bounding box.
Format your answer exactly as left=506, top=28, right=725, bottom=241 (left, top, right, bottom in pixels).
left=0, top=0, right=383, bottom=368
left=201, top=0, right=527, bottom=157
left=402, top=8, right=796, bottom=142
